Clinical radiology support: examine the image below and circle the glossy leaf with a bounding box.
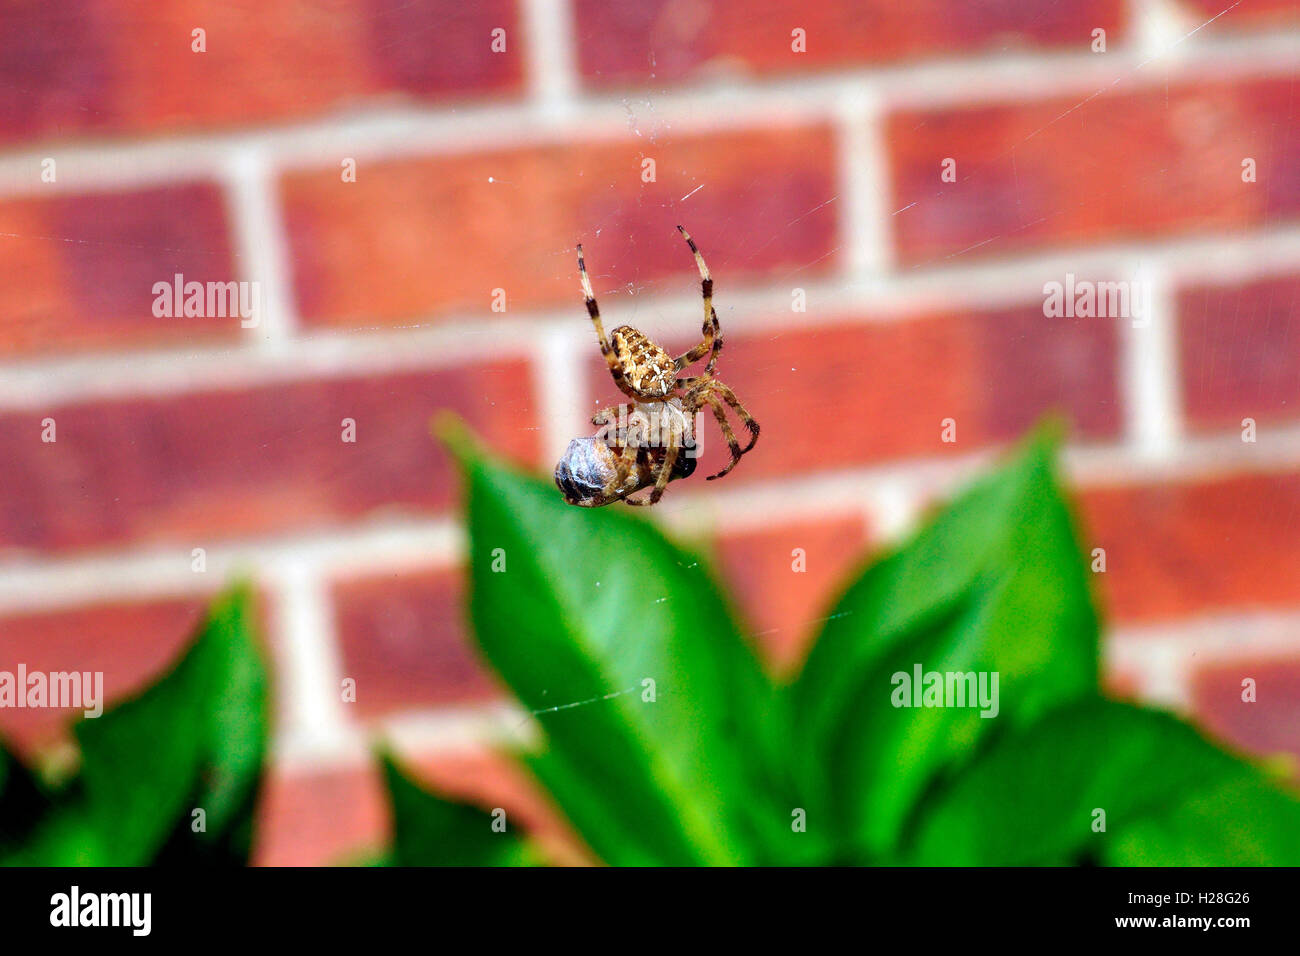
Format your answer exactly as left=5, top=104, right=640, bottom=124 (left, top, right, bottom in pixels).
left=1105, top=771, right=1300, bottom=865
left=73, top=586, right=268, bottom=865
left=903, top=699, right=1268, bottom=865
left=791, top=426, right=1099, bottom=860
left=444, top=419, right=790, bottom=865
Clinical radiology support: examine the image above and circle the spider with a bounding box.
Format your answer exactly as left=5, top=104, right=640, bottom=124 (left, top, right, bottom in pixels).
left=554, top=226, right=759, bottom=507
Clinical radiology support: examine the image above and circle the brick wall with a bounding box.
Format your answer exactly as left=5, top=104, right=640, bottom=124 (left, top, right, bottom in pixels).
left=1, top=0, right=1298, bottom=864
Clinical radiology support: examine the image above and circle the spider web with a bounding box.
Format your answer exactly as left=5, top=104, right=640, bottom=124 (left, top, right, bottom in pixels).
left=0, top=0, right=1287, bottom=747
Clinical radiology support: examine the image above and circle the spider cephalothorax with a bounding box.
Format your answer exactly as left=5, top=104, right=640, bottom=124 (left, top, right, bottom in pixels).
left=554, top=227, right=760, bottom=507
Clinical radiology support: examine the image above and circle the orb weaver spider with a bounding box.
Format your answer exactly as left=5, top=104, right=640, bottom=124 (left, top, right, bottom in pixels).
left=554, top=226, right=760, bottom=507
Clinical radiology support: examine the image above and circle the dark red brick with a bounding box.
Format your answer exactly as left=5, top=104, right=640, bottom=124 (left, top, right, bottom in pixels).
left=1190, top=656, right=1300, bottom=764
left=715, top=514, right=868, bottom=674
left=332, top=567, right=500, bottom=718
left=1080, top=472, right=1300, bottom=623
left=0, top=362, right=537, bottom=554
left=254, top=762, right=384, bottom=866
left=281, top=125, right=837, bottom=328
left=1183, top=0, right=1300, bottom=31
left=365, top=0, right=521, bottom=97
left=0, top=0, right=114, bottom=141
left=575, top=0, right=1125, bottom=87
left=254, top=748, right=590, bottom=866
left=0, top=183, right=239, bottom=356
left=586, top=305, right=1119, bottom=480
left=1179, top=274, right=1300, bottom=431
left=974, top=302, right=1121, bottom=439
left=0, top=0, right=523, bottom=144
left=0, top=597, right=208, bottom=753
left=888, top=77, right=1300, bottom=264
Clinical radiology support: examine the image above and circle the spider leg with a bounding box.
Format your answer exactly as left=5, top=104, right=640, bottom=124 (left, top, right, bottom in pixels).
left=699, top=391, right=747, bottom=481
left=675, top=311, right=724, bottom=388
left=672, top=227, right=722, bottom=378
left=600, top=441, right=642, bottom=502
left=626, top=438, right=680, bottom=506
left=707, top=380, right=760, bottom=453
left=578, top=243, right=641, bottom=401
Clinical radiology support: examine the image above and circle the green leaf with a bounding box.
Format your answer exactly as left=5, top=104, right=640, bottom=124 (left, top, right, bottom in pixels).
left=73, top=586, right=268, bottom=865
left=791, top=426, right=1099, bottom=860
left=159, top=587, right=269, bottom=863
left=382, top=752, right=532, bottom=866
left=444, top=420, right=791, bottom=865
left=1106, top=770, right=1300, bottom=866
left=903, top=699, right=1268, bottom=865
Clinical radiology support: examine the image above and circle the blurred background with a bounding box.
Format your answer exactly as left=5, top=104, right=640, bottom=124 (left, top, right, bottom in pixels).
left=0, top=0, right=1298, bottom=864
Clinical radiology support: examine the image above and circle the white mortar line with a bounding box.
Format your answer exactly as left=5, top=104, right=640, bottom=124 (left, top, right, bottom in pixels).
left=221, top=146, right=298, bottom=350
left=1131, top=0, right=1203, bottom=62
left=1108, top=606, right=1300, bottom=709
left=536, top=320, right=589, bottom=464
left=0, top=320, right=542, bottom=407
left=0, top=517, right=462, bottom=613
left=266, top=560, right=351, bottom=762
left=1121, top=261, right=1183, bottom=461
left=1115, top=640, right=1196, bottom=710
left=522, top=0, right=579, bottom=116
left=271, top=700, right=535, bottom=769
left=838, top=86, right=894, bottom=278
left=861, top=475, right=925, bottom=545
left=3, top=224, right=1300, bottom=408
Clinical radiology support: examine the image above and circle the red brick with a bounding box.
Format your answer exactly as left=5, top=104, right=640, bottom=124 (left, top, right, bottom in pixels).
left=1190, top=657, right=1300, bottom=764
left=254, top=762, right=385, bottom=866
left=1100, top=664, right=1143, bottom=703
left=714, top=515, right=868, bottom=674
left=575, top=0, right=1124, bottom=87
left=0, top=362, right=537, bottom=554
left=0, top=183, right=240, bottom=356
left=0, top=597, right=208, bottom=753
left=585, top=306, right=1119, bottom=480
left=1079, top=472, right=1300, bottom=623
left=280, top=125, right=837, bottom=329
left=331, top=567, right=501, bottom=718
left=0, top=0, right=522, bottom=144
left=0, top=0, right=113, bottom=142
left=254, top=748, right=590, bottom=866
left=364, top=0, right=521, bottom=98
left=1178, top=274, right=1300, bottom=432
left=972, top=301, right=1121, bottom=439
left=887, top=76, right=1300, bottom=265
left=1183, top=0, right=1300, bottom=31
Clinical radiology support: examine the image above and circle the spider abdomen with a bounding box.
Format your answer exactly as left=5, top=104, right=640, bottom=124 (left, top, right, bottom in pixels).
left=610, top=325, right=676, bottom=397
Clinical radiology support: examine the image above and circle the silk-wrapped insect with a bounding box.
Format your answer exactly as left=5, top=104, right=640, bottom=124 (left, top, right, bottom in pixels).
left=554, top=399, right=698, bottom=507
